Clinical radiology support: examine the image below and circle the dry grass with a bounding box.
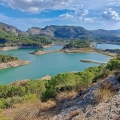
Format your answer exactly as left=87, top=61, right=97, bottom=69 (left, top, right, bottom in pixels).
left=0, top=109, right=11, bottom=120
left=56, top=91, right=78, bottom=102
left=67, top=110, right=81, bottom=120
left=94, top=81, right=116, bottom=104
left=13, top=100, right=56, bottom=120
left=2, top=100, right=56, bottom=120
left=2, top=102, right=38, bottom=120
left=38, top=100, right=56, bottom=111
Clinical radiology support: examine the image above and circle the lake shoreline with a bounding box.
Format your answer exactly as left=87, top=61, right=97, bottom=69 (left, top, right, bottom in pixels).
left=0, top=46, right=43, bottom=51
left=0, top=44, right=115, bottom=84
left=80, top=59, right=107, bottom=64
left=0, top=60, right=30, bottom=70
left=9, top=75, right=51, bottom=86
left=30, top=47, right=116, bottom=57
left=0, top=44, right=54, bottom=51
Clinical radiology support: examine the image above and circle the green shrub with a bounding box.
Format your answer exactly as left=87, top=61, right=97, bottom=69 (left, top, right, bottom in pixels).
left=22, top=94, right=38, bottom=103
left=106, top=55, right=120, bottom=70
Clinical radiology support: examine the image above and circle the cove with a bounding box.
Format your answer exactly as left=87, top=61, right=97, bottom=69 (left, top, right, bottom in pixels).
left=0, top=44, right=116, bottom=84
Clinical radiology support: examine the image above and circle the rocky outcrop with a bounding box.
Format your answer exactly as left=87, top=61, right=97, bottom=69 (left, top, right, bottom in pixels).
left=39, top=75, right=51, bottom=80
left=0, top=60, right=30, bottom=70
left=27, top=27, right=41, bottom=35
left=9, top=79, right=29, bottom=86
left=53, top=75, right=120, bottom=120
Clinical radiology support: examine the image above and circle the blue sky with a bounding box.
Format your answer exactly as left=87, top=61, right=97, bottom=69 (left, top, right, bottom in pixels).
left=0, top=0, right=120, bottom=31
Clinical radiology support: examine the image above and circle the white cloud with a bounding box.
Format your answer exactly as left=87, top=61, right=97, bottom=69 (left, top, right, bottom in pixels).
left=102, top=9, right=120, bottom=20
left=0, top=12, right=120, bottom=31
left=59, top=9, right=96, bottom=22
left=0, top=0, right=72, bottom=13
left=59, top=13, right=74, bottom=19
left=0, top=0, right=120, bottom=30
left=75, top=9, right=88, bottom=17
left=0, top=0, right=120, bottom=13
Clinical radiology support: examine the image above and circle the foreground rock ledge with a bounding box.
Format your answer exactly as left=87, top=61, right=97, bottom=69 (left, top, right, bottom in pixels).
left=0, top=60, right=30, bottom=70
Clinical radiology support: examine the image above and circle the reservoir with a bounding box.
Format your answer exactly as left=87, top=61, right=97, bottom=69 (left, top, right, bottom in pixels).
left=0, top=44, right=118, bottom=84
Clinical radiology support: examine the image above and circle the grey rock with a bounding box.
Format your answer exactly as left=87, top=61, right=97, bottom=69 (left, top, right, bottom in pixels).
left=53, top=75, right=120, bottom=120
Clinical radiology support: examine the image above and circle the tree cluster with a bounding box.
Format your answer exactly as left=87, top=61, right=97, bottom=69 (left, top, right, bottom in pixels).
left=0, top=28, right=52, bottom=47
left=63, top=40, right=90, bottom=49
left=0, top=54, right=19, bottom=63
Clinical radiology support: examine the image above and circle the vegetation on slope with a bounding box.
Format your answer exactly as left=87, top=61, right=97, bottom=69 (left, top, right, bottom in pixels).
left=0, top=54, right=19, bottom=63
left=0, top=54, right=120, bottom=119
left=106, top=55, right=120, bottom=70
left=0, top=64, right=108, bottom=109
left=63, top=40, right=90, bottom=49
left=0, top=25, right=52, bottom=47
left=105, top=49, right=120, bottom=54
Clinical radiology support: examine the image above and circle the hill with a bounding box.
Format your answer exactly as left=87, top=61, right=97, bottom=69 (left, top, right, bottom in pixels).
left=0, top=22, right=26, bottom=35
left=0, top=22, right=120, bottom=47
left=0, top=22, right=52, bottom=47
left=63, top=40, right=90, bottom=49
left=91, top=29, right=120, bottom=42
left=27, top=25, right=120, bottom=40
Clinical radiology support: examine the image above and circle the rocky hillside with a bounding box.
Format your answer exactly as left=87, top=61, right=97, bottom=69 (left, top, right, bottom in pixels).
left=110, top=29, right=120, bottom=37
left=13, top=73, right=120, bottom=120
left=54, top=74, right=120, bottom=120
left=0, top=22, right=52, bottom=47
left=1, top=22, right=120, bottom=41
left=27, top=27, right=41, bottom=35
left=0, top=22, right=27, bottom=35
left=27, top=25, right=120, bottom=40
left=91, top=29, right=120, bottom=41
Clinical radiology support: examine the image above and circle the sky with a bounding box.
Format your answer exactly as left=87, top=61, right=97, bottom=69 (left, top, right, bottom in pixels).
left=0, top=0, right=120, bottom=31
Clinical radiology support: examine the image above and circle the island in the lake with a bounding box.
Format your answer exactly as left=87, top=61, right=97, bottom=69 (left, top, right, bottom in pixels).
left=30, top=40, right=116, bottom=57
left=0, top=54, right=30, bottom=70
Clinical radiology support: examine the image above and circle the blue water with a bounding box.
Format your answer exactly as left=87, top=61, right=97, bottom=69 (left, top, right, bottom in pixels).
left=97, top=44, right=120, bottom=50
left=0, top=44, right=116, bottom=84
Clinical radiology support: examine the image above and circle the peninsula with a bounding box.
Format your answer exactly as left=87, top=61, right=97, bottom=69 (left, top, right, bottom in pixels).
left=0, top=54, right=30, bottom=70
left=30, top=40, right=116, bottom=57
left=80, top=59, right=107, bottom=64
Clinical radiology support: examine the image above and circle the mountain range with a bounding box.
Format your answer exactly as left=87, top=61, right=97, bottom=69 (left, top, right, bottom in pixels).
left=0, top=22, right=120, bottom=41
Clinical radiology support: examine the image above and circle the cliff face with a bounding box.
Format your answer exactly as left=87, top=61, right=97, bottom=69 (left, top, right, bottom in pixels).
left=27, top=27, right=41, bottom=35
left=27, top=26, right=92, bottom=38
left=26, top=25, right=120, bottom=40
